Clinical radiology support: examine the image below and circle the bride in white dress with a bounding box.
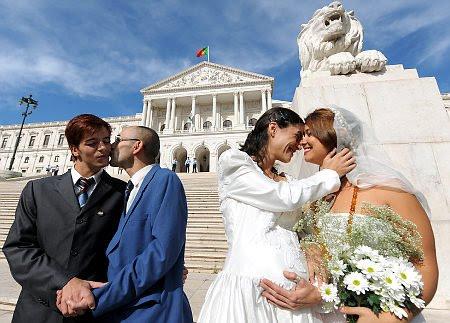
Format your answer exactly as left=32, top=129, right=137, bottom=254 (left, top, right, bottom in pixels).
left=293, top=107, right=438, bottom=322
left=198, top=107, right=356, bottom=323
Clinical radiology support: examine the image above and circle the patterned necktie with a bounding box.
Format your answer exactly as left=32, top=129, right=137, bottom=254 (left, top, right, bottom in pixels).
left=124, top=180, right=134, bottom=212
left=76, top=177, right=95, bottom=208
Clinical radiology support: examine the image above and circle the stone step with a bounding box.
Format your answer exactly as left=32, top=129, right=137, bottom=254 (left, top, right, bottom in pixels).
left=184, top=259, right=224, bottom=273
left=187, top=218, right=223, bottom=224
left=185, top=241, right=228, bottom=249
left=186, top=223, right=224, bottom=230
left=186, top=234, right=227, bottom=242
left=188, top=210, right=221, bottom=214
left=185, top=251, right=227, bottom=260
left=186, top=228, right=224, bottom=235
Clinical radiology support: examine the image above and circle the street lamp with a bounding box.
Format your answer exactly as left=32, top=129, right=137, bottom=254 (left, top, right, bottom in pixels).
left=8, top=95, right=38, bottom=171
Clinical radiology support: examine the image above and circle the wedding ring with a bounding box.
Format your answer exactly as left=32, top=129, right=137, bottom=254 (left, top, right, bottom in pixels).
left=294, top=275, right=301, bottom=284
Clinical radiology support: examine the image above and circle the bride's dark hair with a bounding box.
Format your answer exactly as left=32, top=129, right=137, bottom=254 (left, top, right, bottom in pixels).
left=240, top=107, right=303, bottom=168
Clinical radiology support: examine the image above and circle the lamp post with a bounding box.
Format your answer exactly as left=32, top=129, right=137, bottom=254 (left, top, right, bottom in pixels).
left=8, top=95, right=38, bottom=171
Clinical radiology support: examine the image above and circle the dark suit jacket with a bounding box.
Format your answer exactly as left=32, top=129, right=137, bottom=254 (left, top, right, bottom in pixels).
left=3, top=170, right=126, bottom=323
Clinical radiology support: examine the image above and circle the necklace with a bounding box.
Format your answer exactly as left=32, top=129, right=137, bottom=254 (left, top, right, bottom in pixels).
left=264, top=170, right=277, bottom=180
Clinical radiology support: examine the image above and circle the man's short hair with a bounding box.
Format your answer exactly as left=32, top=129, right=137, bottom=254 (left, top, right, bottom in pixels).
left=135, top=126, right=160, bottom=162
left=65, top=114, right=112, bottom=161
left=65, top=114, right=112, bottom=148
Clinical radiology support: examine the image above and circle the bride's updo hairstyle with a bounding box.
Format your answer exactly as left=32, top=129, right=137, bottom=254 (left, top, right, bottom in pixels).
left=304, top=108, right=337, bottom=153
left=240, top=107, right=303, bottom=167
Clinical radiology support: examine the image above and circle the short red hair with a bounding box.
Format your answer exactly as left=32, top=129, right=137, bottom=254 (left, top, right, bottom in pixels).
left=65, top=114, right=111, bottom=160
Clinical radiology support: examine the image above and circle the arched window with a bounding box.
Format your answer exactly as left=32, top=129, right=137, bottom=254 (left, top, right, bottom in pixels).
left=248, top=118, right=257, bottom=127
left=160, top=124, right=166, bottom=132
left=203, top=121, right=212, bottom=131
left=223, top=120, right=232, bottom=128
left=184, top=123, right=192, bottom=130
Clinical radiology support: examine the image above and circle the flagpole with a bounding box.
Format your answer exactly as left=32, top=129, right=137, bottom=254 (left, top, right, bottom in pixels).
left=207, top=46, right=210, bottom=62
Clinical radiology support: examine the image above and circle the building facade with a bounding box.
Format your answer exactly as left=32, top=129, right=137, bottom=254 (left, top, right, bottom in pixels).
left=0, top=62, right=290, bottom=175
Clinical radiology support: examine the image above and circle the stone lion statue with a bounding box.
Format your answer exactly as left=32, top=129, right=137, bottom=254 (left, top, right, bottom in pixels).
left=297, top=1, right=387, bottom=78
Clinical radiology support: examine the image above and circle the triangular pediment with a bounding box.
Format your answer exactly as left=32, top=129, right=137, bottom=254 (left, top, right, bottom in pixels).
left=141, top=61, right=273, bottom=93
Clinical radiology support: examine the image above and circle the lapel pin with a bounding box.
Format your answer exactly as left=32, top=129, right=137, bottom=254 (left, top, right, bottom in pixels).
left=97, top=210, right=105, bottom=216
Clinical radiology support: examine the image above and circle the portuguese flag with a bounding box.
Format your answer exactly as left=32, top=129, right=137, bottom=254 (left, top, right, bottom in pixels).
left=196, top=46, right=209, bottom=58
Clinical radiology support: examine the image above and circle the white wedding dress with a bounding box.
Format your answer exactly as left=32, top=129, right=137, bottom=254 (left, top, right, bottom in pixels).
left=198, top=149, right=341, bottom=323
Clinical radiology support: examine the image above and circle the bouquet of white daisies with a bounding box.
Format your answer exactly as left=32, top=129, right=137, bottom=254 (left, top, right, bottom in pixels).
left=320, top=245, right=424, bottom=322
left=294, top=201, right=426, bottom=323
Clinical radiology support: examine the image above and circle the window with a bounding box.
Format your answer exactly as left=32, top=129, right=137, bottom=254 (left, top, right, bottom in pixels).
left=57, top=134, right=65, bottom=146
left=24, top=157, right=29, bottom=163
left=29, top=136, right=36, bottom=147
left=203, top=121, right=212, bottom=131
left=248, top=118, right=257, bottom=127
left=39, top=156, right=44, bottom=163
left=54, top=155, right=59, bottom=162
left=43, top=134, right=50, bottom=147
left=160, top=124, right=166, bottom=132
left=183, top=123, right=191, bottom=130
left=1, top=138, right=7, bottom=149
left=223, top=120, right=232, bottom=128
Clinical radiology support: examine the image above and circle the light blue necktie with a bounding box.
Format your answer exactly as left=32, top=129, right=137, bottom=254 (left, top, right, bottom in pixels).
left=76, top=177, right=95, bottom=208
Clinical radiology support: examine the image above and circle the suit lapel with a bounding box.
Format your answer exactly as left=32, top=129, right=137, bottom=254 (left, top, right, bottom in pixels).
left=125, top=165, right=159, bottom=218
left=79, top=171, right=113, bottom=216
left=106, top=165, right=160, bottom=255
left=55, top=171, right=80, bottom=213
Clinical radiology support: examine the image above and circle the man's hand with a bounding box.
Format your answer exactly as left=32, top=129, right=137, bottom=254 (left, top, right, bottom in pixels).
left=183, top=266, right=188, bottom=285
left=260, top=271, right=322, bottom=310
left=56, top=278, right=106, bottom=317
left=322, top=148, right=356, bottom=177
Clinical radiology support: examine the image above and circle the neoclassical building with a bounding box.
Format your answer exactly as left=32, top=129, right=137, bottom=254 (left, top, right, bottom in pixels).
left=0, top=62, right=290, bottom=175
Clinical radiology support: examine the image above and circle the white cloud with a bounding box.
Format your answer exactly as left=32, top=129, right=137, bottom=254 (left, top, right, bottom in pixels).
left=0, top=0, right=448, bottom=111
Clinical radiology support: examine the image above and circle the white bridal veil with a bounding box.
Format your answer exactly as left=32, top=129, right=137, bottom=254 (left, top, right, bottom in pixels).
left=281, top=105, right=431, bottom=217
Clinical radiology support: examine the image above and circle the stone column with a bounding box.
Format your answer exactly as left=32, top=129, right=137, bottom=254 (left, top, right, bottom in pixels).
left=218, top=106, right=222, bottom=130
left=267, top=89, right=272, bottom=109
left=261, top=90, right=267, bottom=113
left=233, top=92, right=239, bottom=125
left=212, top=94, right=217, bottom=130
left=164, top=98, right=171, bottom=131
left=239, top=92, right=245, bottom=126
left=141, top=100, right=148, bottom=126
left=191, top=96, right=196, bottom=132
left=147, top=100, right=153, bottom=129
left=170, top=97, right=176, bottom=130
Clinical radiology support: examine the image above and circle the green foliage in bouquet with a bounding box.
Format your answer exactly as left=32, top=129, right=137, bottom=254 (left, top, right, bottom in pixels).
left=294, top=200, right=426, bottom=321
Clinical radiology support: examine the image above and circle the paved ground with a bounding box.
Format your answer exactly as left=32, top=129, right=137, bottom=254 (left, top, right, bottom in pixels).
left=0, top=260, right=448, bottom=322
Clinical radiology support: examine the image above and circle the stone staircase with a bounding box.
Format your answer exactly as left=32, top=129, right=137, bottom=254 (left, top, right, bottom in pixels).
left=0, top=172, right=227, bottom=272
left=0, top=181, right=24, bottom=260
left=178, top=173, right=227, bottom=273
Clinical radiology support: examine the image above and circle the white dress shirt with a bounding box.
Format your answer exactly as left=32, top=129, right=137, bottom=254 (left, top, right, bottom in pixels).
left=71, top=167, right=103, bottom=199
left=126, top=164, right=154, bottom=213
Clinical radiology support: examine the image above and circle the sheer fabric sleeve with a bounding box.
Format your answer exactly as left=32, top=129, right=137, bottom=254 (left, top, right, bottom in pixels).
left=219, top=149, right=340, bottom=212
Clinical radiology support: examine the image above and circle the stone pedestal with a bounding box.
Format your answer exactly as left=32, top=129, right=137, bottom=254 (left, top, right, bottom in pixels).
left=292, top=65, right=450, bottom=309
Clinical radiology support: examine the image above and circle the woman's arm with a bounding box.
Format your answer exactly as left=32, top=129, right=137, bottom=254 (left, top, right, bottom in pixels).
left=219, top=149, right=341, bottom=212
left=386, top=190, right=438, bottom=306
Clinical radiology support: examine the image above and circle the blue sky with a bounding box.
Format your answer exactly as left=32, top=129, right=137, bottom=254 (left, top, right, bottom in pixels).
left=1, top=0, right=449, bottom=125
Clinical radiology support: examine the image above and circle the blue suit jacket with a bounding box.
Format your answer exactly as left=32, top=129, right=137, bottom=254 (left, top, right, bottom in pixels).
left=92, top=165, right=193, bottom=323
